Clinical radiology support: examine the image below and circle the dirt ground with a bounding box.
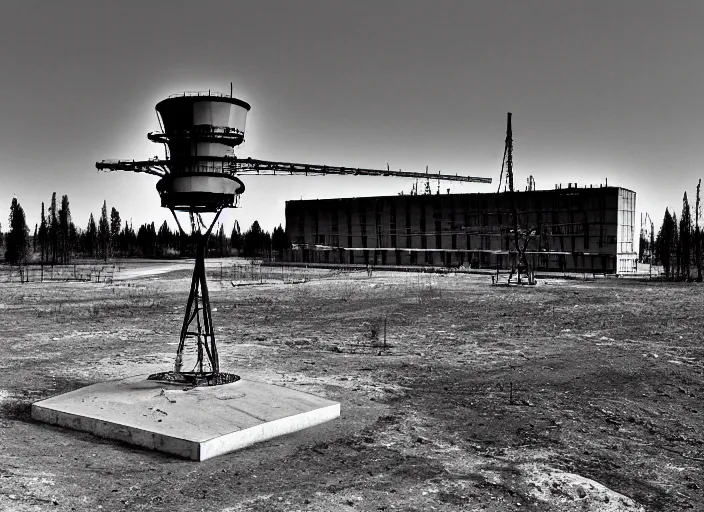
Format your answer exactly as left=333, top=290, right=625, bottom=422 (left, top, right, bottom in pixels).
left=0, top=262, right=702, bottom=511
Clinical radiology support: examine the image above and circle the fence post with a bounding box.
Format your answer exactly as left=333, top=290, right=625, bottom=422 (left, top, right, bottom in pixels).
left=384, top=315, right=387, bottom=348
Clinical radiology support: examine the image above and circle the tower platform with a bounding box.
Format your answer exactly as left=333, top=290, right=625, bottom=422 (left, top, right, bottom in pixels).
left=31, top=375, right=340, bottom=461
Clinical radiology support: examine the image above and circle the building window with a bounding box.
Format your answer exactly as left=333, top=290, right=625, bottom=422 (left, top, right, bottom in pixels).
left=435, top=234, right=442, bottom=249
left=316, top=235, right=325, bottom=245
left=452, top=234, right=457, bottom=250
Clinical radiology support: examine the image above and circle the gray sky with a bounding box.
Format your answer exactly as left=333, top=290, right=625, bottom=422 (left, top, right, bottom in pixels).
left=1, top=0, right=702, bottom=235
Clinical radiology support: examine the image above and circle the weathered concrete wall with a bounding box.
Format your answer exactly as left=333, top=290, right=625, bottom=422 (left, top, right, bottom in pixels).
left=284, top=186, right=638, bottom=274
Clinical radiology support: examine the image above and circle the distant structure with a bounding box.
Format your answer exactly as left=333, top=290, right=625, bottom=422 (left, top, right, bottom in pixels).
left=284, top=185, right=638, bottom=275
left=97, top=89, right=492, bottom=385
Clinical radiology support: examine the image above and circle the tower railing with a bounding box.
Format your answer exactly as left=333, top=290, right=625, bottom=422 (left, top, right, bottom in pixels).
left=168, top=91, right=235, bottom=99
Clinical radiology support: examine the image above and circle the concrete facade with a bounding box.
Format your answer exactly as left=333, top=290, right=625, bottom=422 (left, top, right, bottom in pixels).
left=284, top=186, right=637, bottom=274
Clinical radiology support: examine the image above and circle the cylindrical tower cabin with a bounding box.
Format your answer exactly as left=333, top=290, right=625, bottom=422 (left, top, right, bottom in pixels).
left=148, top=92, right=250, bottom=211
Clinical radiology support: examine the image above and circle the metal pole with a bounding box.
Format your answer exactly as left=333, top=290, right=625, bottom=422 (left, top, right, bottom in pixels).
left=384, top=315, right=387, bottom=348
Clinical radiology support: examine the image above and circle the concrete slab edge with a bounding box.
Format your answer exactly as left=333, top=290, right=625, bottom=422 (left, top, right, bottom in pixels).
left=199, top=402, right=341, bottom=461
left=31, top=403, right=199, bottom=460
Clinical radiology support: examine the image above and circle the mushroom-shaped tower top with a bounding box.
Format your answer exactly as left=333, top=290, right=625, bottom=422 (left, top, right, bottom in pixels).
left=150, top=92, right=250, bottom=212
left=155, top=93, right=251, bottom=145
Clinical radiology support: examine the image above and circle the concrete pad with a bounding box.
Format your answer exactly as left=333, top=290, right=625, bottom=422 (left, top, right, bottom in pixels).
left=31, top=375, right=340, bottom=461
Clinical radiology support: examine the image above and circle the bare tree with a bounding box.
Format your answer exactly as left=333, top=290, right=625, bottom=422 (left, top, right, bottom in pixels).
left=696, top=179, right=702, bottom=281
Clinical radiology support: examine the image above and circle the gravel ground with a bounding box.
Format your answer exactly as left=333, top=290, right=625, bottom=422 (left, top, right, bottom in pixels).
left=0, top=264, right=702, bottom=511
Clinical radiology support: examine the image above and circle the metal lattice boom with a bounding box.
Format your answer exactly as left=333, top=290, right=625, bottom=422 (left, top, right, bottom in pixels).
left=96, top=157, right=492, bottom=184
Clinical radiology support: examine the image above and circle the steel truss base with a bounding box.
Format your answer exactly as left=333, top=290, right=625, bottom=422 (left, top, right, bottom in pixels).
left=147, top=371, right=240, bottom=387
left=148, top=208, right=238, bottom=387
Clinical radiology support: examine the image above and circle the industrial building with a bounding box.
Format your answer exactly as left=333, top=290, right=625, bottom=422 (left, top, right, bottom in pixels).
left=284, top=185, right=638, bottom=274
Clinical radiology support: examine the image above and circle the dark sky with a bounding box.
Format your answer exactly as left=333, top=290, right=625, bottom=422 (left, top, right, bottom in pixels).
left=1, top=1, right=702, bottom=234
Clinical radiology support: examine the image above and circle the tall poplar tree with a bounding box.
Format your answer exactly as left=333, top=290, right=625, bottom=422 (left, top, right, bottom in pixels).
left=6, top=198, right=29, bottom=264
left=38, top=202, right=47, bottom=262
left=48, top=192, right=58, bottom=264
left=98, top=200, right=110, bottom=260
left=85, top=213, right=98, bottom=257
left=58, top=195, right=71, bottom=263
left=680, top=192, right=692, bottom=280
left=656, top=208, right=675, bottom=279
left=110, top=207, right=121, bottom=257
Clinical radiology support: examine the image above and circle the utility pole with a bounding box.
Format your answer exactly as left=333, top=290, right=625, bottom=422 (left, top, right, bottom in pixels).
left=645, top=212, right=654, bottom=279
left=503, top=113, right=521, bottom=283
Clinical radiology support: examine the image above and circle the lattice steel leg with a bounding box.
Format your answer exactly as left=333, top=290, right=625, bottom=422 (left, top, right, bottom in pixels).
left=148, top=208, right=238, bottom=386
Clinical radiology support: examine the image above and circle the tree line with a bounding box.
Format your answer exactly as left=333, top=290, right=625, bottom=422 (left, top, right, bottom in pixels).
left=2, top=194, right=290, bottom=265
left=645, top=179, right=704, bottom=281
